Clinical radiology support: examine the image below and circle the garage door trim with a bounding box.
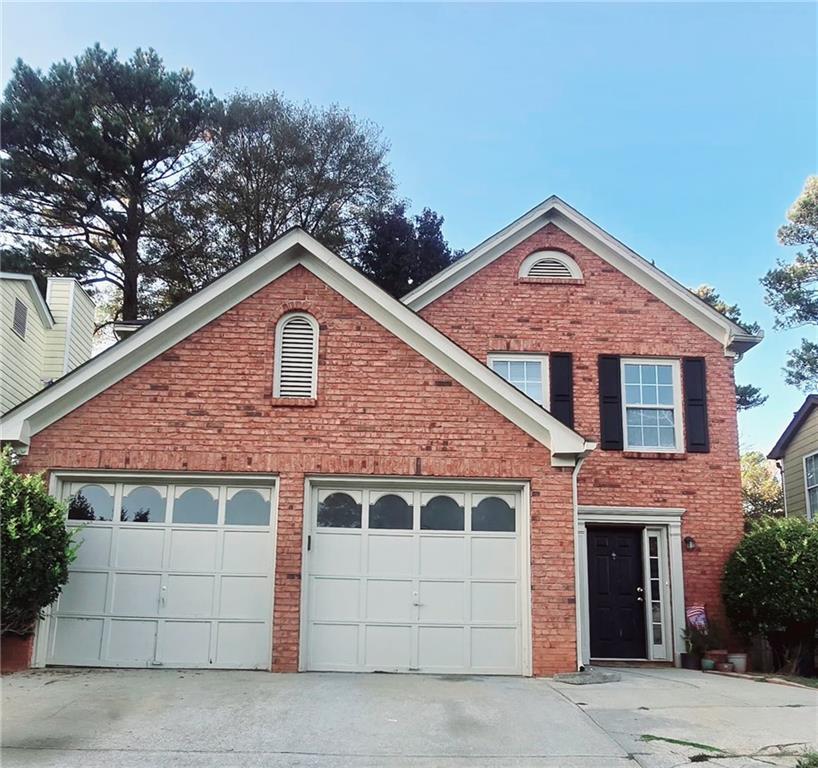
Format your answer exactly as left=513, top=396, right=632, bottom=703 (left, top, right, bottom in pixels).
left=33, top=470, right=279, bottom=669
left=298, top=475, right=532, bottom=675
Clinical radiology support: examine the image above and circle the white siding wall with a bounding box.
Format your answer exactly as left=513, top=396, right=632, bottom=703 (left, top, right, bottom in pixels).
left=43, top=278, right=95, bottom=380
left=0, top=281, right=46, bottom=414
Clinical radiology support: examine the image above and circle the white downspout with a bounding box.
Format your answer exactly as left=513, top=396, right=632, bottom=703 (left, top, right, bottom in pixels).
left=572, top=453, right=588, bottom=671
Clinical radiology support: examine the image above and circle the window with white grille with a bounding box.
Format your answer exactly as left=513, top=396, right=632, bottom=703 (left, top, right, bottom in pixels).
left=274, top=312, right=318, bottom=398
left=518, top=251, right=582, bottom=280
left=12, top=298, right=28, bottom=339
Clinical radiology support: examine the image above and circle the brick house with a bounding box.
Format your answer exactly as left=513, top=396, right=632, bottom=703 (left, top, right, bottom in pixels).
left=2, top=196, right=761, bottom=675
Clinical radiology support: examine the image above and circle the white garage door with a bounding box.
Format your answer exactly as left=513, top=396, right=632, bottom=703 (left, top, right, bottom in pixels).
left=45, top=475, right=276, bottom=669
left=302, top=482, right=528, bottom=674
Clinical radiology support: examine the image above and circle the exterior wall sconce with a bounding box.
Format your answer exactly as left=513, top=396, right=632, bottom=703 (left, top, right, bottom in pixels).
left=684, top=536, right=697, bottom=552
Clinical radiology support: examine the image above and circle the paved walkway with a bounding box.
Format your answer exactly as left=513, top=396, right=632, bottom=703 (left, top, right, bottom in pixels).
left=1, top=667, right=816, bottom=767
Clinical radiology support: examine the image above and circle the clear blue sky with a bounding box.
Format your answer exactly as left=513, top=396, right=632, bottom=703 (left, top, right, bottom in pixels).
left=3, top=2, right=816, bottom=453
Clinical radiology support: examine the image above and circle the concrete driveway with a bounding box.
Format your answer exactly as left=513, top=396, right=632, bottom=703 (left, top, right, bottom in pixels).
left=1, top=667, right=816, bottom=767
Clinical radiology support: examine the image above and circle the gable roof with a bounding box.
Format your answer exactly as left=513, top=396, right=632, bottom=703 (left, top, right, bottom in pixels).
left=402, top=196, right=763, bottom=356
left=1, top=273, right=54, bottom=328
left=768, top=395, right=818, bottom=460
left=0, top=228, right=593, bottom=465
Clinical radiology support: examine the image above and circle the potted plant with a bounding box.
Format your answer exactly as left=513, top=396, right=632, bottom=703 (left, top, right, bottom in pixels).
left=702, top=620, right=729, bottom=666
left=0, top=448, right=78, bottom=672
left=681, top=624, right=707, bottom=669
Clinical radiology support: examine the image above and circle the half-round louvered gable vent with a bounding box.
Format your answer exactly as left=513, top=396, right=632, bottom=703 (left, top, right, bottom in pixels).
left=274, top=313, right=318, bottom=398
left=518, top=250, right=582, bottom=280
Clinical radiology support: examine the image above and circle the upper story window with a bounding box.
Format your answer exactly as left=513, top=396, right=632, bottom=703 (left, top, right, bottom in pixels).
left=12, top=298, right=27, bottom=339
left=488, top=353, right=549, bottom=406
left=274, top=312, right=318, bottom=398
left=621, top=358, right=683, bottom=452
left=804, top=453, right=818, bottom=520
left=518, top=250, right=582, bottom=280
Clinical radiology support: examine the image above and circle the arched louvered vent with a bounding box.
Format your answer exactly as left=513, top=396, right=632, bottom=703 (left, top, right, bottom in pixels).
left=274, top=313, right=318, bottom=398
left=527, top=257, right=573, bottom=278
left=518, top=251, right=582, bottom=280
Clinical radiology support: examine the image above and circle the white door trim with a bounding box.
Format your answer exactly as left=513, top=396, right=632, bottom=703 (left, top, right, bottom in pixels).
left=298, top=475, right=532, bottom=675
left=34, top=470, right=279, bottom=669
left=576, top=505, right=686, bottom=667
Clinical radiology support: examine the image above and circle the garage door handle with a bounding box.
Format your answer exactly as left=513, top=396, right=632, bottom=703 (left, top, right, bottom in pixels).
left=413, top=601, right=424, bottom=607
left=160, top=585, right=167, bottom=607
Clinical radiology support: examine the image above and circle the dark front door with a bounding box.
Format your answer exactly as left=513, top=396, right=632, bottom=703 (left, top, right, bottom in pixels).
left=587, top=526, right=647, bottom=659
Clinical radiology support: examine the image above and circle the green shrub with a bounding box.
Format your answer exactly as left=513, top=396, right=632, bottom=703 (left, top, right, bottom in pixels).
left=0, top=448, right=77, bottom=635
left=723, top=516, right=818, bottom=675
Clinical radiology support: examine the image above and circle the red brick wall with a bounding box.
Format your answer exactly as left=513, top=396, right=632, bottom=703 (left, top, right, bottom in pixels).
left=420, top=223, right=744, bottom=628
left=21, top=265, right=577, bottom=675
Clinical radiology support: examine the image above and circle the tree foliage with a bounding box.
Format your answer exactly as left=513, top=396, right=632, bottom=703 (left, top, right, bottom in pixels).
left=144, top=92, right=394, bottom=312
left=740, top=451, right=784, bottom=526
left=723, top=517, right=818, bottom=675
left=692, top=285, right=765, bottom=410
left=763, top=176, right=818, bottom=392
left=0, top=448, right=77, bottom=635
left=354, top=202, right=461, bottom=298
left=1, top=45, right=214, bottom=321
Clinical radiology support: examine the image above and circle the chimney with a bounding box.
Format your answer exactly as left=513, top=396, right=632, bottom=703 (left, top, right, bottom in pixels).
left=42, top=278, right=96, bottom=381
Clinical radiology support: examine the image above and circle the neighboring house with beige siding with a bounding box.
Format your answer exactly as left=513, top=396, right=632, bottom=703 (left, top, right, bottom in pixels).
left=0, top=273, right=95, bottom=415
left=769, top=395, right=818, bottom=520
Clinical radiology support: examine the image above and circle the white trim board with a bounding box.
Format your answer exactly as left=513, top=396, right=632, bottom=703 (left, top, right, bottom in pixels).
left=1, top=229, right=593, bottom=465
left=401, top=196, right=762, bottom=357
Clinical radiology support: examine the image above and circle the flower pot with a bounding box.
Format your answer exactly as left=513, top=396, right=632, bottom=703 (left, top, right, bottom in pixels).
left=701, top=658, right=716, bottom=671
left=1, top=633, right=33, bottom=673
left=727, top=653, right=747, bottom=674
left=680, top=652, right=701, bottom=670
left=705, top=649, right=728, bottom=665
left=716, top=661, right=735, bottom=673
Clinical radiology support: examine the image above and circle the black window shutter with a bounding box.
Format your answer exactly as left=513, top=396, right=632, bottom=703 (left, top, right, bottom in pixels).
left=683, top=357, right=710, bottom=453
left=549, top=353, right=574, bottom=428
left=598, top=355, right=623, bottom=450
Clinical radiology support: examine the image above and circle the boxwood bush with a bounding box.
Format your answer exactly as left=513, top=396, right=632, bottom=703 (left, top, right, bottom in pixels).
left=0, top=448, right=77, bottom=636
left=723, top=516, right=818, bottom=676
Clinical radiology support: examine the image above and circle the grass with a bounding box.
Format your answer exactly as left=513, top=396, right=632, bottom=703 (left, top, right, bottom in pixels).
left=797, top=753, right=818, bottom=768
left=639, top=734, right=725, bottom=754
left=752, top=674, right=818, bottom=689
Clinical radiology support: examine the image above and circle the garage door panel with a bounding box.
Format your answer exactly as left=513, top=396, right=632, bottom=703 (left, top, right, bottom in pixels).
left=471, top=627, right=518, bottom=670
left=418, top=626, right=465, bottom=669
left=159, top=621, right=211, bottom=664
left=58, top=571, right=108, bottom=614
left=219, top=576, right=270, bottom=619
left=70, top=527, right=112, bottom=569
left=304, top=482, right=526, bottom=675
left=166, top=574, right=215, bottom=617
left=367, top=534, right=413, bottom=576
left=51, top=617, right=104, bottom=663
left=471, top=538, right=517, bottom=579
left=216, top=622, right=268, bottom=666
left=309, top=623, right=358, bottom=668
left=418, top=580, right=465, bottom=623
left=364, top=625, right=412, bottom=669
left=471, top=582, right=517, bottom=623
left=108, top=619, right=157, bottom=663
left=311, top=577, right=360, bottom=621
left=222, top=530, right=270, bottom=573
left=168, top=529, right=219, bottom=572
left=311, top=533, right=361, bottom=575
left=50, top=476, right=276, bottom=670
left=419, top=536, right=466, bottom=578
left=111, top=573, right=162, bottom=616
left=115, top=528, right=165, bottom=570
left=365, top=579, right=413, bottom=622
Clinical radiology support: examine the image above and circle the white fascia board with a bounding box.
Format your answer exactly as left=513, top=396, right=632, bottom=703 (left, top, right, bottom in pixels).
left=401, top=198, right=763, bottom=356
left=292, top=234, right=591, bottom=460
left=0, top=230, right=304, bottom=443
left=1, top=273, right=54, bottom=328
left=1, top=229, right=592, bottom=463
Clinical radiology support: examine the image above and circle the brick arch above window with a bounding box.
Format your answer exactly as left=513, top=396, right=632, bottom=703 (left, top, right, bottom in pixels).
left=274, top=312, right=319, bottom=399
left=518, top=250, right=583, bottom=280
